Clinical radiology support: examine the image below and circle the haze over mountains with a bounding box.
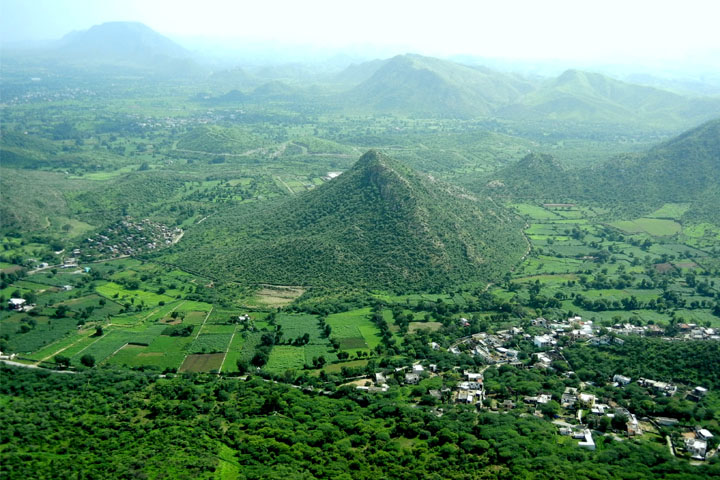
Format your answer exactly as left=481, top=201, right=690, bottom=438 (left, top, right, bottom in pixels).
left=4, top=21, right=718, bottom=130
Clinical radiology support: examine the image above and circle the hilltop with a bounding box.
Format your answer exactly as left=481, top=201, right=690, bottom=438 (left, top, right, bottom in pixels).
left=58, top=21, right=189, bottom=60
left=480, top=118, right=720, bottom=222
left=165, top=150, right=526, bottom=291
left=483, top=153, right=579, bottom=202
left=592, top=117, right=720, bottom=220
left=498, top=69, right=720, bottom=127
left=344, top=54, right=533, bottom=117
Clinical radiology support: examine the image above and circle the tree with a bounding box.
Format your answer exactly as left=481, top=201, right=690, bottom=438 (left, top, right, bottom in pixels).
left=94, top=325, right=104, bottom=337
left=236, top=359, right=249, bottom=374
left=80, top=354, right=95, bottom=367
left=54, top=355, right=71, bottom=368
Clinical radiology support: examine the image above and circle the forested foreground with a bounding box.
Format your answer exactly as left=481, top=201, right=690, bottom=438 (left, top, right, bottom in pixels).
left=1, top=366, right=718, bottom=480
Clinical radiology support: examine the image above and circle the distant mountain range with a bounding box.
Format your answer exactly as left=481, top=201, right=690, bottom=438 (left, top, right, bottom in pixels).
left=165, top=150, right=526, bottom=291
left=335, top=55, right=720, bottom=126
left=6, top=22, right=718, bottom=129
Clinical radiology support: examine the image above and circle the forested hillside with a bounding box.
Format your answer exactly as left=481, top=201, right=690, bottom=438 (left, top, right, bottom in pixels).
left=2, top=366, right=717, bottom=480
left=165, top=150, right=526, bottom=291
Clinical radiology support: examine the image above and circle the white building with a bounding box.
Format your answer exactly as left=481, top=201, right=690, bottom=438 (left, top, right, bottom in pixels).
left=613, top=374, right=632, bottom=386
left=575, top=429, right=595, bottom=450
left=8, top=298, right=26, bottom=310
left=534, top=334, right=556, bottom=349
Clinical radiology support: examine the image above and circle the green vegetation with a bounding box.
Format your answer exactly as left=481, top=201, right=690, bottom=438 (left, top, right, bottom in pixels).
left=166, top=150, right=526, bottom=292
left=2, top=367, right=719, bottom=479
left=1, top=29, right=720, bottom=479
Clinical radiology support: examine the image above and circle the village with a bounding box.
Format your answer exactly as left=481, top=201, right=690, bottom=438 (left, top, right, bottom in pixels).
left=349, top=314, right=717, bottom=462
left=81, top=218, right=182, bottom=259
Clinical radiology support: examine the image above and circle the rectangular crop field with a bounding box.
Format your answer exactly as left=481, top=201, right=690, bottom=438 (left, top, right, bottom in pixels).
left=95, top=282, right=175, bottom=306
left=265, top=346, right=306, bottom=372
left=276, top=314, right=324, bottom=343
left=326, top=308, right=381, bottom=353
left=189, top=333, right=232, bottom=354
left=179, top=353, right=225, bottom=373
left=610, top=218, right=681, bottom=236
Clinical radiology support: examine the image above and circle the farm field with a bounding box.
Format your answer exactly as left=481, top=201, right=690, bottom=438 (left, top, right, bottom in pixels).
left=179, top=353, right=225, bottom=373
left=265, top=346, right=305, bottom=372
left=326, top=308, right=382, bottom=354
left=610, top=218, right=682, bottom=236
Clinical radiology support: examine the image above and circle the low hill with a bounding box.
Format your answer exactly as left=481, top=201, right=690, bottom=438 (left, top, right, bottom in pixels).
left=481, top=119, right=720, bottom=223
left=498, top=69, right=720, bottom=127
left=345, top=54, right=532, bottom=117
left=483, top=153, right=579, bottom=202
left=592, top=118, right=720, bottom=220
left=175, top=126, right=268, bottom=155
left=165, top=150, right=526, bottom=291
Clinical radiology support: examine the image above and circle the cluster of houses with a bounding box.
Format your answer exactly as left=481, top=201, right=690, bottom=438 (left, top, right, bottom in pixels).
left=449, top=331, right=521, bottom=364
left=685, top=426, right=715, bottom=460
left=83, top=218, right=182, bottom=258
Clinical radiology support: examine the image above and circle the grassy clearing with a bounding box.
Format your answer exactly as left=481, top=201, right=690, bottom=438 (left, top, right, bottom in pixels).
left=408, top=322, right=442, bottom=333
left=183, top=311, right=208, bottom=325
left=95, top=282, right=174, bottom=306
left=647, top=203, right=690, bottom=219
left=215, top=444, right=240, bottom=480
left=324, top=359, right=368, bottom=374
left=326, top=308, right=381, bottom=353
left=254, top=285, right=305, bottom=307
left=303, top=344, right=337, bottom=365
left=512, top=204, right=563, bottom=220
left=200, top=324, right=236, bottom=335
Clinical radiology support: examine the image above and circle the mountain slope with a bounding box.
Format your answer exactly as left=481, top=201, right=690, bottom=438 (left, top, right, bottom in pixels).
left=345, top=54, right=533, bottom=117
left=499, top=69, right=720, bottom=127
left=483, top=153, right=580, bottom=201
left=165, top=150, right=526, bottom=291
left=593, top=118, right=720, bottom=218
left=480, top=119, right=720, bottom=223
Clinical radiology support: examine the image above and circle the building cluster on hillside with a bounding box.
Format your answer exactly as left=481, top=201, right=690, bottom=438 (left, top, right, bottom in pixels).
left=83, top=218, right=182, bottom=258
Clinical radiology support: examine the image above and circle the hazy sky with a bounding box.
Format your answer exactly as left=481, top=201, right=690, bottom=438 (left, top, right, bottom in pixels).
left=2, top=0, right=719, bottom=63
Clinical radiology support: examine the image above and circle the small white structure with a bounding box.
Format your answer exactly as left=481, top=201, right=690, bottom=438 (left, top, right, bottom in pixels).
left=613, top=374, right=632, bottom=386
left=404, top=373, right=420, bottom=384
left=692, top=386, right=708, bottom=398
left=412, top=364, right=425, bottom=374
left=465, top=371, right=484, bottom=381
left=8, top=298, right=26, bottom=310
left=575, top=429, right=595, bottom=450
left=685, top=438, right=707, bottom=460
left=696, top=428, right=714, bottom=441
left=578, top=393, right=596, bottom=407
left=534, top=334, right=556, bottom=349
